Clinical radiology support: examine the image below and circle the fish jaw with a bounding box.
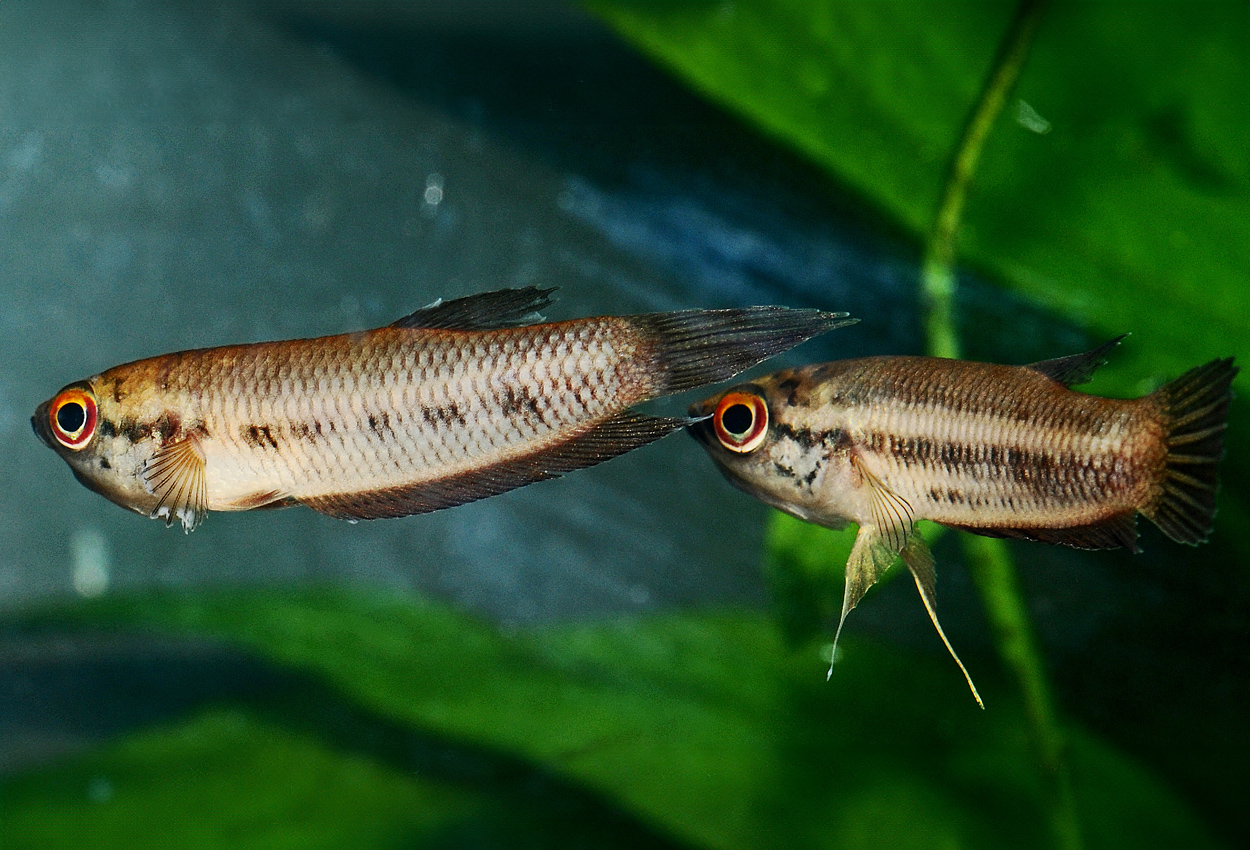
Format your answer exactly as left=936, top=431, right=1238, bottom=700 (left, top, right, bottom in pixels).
left=33, top=377, right=170, bottom=522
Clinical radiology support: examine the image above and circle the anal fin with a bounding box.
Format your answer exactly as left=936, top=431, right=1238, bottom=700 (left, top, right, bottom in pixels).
left=949, top=512, right=1141, bottom=553
left=301, top=411, right=684, bottom=521
left=141, top=434, right=208, bottom=533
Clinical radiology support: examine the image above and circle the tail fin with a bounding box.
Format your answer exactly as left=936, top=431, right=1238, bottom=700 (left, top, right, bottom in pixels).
left=632, top=307, right=856, bottom=394
left=1143, top=357, right=1238, bottom=544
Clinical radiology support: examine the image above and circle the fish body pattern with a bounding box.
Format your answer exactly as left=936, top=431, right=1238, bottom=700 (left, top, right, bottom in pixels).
left=34, top=288, right=854, bottom=531
left=689, top=340, right=1237, bottom=706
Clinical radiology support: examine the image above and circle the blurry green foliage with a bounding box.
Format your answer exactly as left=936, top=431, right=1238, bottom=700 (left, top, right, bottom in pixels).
left=585, top=0, right=1249, bottom=396
left=2, top=709, right=475, bottom=850
left=2, top=590, right=1223, bottom=849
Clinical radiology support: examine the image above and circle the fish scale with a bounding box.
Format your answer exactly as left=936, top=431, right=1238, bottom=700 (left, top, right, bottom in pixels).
left=35, top=287, right=855, bottom=530
left=181, top=322, right=638, bottom=501
left=689, top=342, right=1236, bottom=706
left=829, top=359, right=1153, bottom=526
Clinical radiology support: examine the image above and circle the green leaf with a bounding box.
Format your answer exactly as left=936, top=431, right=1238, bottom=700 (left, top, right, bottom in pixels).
left=5, top=590, right=1224, bottom=849
left=1, top=708, right=474, bottom=850
left=584, top=0, right=1249, bottom=394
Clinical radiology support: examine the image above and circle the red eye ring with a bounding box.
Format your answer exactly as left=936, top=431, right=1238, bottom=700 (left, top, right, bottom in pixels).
left=49, top=386, right=98, bottom=450
left=713, top=391, right=769, bottom=453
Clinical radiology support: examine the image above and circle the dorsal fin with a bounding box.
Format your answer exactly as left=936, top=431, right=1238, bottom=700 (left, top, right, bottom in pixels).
left=390, top=287, right=557, bottom=331
left=1025, top=335, right=1126, bottom=387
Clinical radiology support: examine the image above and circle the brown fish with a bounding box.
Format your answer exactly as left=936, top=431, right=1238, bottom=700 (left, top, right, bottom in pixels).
left=689, top=339, right=1237, bottom=705
left=34, top=287, right=854, bottom=532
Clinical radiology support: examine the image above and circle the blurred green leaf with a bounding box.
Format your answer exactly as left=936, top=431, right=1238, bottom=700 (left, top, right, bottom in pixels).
left=584, top=0, right=1249, bottom=395
left=5, top=590, right=1224, bottom=849
left=1, top=708, right=473, bottom=850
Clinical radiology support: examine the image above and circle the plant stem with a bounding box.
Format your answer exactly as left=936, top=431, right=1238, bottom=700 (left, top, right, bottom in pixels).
left=922, top=0, right=1047, bottom=361
left=918, top=2, right=1082, bottom=849
left=963, top=535, right=1082, bottom=850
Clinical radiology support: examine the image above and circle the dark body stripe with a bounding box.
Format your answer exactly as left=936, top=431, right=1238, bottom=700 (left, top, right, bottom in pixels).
left=809, top=357, right=1167, bottom=528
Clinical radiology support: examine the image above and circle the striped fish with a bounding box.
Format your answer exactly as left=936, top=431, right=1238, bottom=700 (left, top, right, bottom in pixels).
left=688, top=339, right=1237, bottom=705
left=33, top=287, right=854, bottom=531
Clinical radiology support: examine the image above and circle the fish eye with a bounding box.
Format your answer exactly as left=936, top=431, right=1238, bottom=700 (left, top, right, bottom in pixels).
left=713, top=391, right=769, bottom=453
left=49, top=387, right=98, bottom=450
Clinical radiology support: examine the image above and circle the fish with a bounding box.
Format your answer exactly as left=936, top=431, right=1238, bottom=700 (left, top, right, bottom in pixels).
left=688, top=338, right=1237, bottom=706
left=33, top=287, right=855, bottom=532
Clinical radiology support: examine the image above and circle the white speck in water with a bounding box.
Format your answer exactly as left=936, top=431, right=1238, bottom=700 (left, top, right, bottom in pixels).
left=423, top=173, right=445, bottom=208
left=7, top=132, right=42, bottom=172
left=1015, top=99, right=1052, bottom=135
left=628, top=584, right=650, bottom=605
left=87, top=776, right=114, bottom=804
left=95, top=163, right=132, bottom=189
left=71, top=527, right=111, bottom=598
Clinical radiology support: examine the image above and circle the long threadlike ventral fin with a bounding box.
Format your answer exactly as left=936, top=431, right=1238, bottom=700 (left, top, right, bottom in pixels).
left=141, top=434, right=208, bottom=533
left=1025, top=335, right=1126, bottom=387
left=390, top=287, right=557, bottom=331
left=900, top=535, right=984, bottom=709
left=828, top=457, right=916, bottom=678
left=301, top=410, right=685, bottom=521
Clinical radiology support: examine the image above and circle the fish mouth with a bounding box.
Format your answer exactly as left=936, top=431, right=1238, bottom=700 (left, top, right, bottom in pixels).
left=31, top=401, right=56, bottom=450
left=684, top=401, right=716, bottom=448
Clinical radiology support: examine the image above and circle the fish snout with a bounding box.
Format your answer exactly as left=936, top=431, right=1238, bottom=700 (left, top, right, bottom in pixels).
left=31, top=401, right=56, bottom=450
left=684, top=400, right=717, bottom=447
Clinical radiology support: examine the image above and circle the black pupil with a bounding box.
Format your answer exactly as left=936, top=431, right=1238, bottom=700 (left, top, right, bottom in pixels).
left=57, top=402, right=86, bottom=434
left=721, top=403, right=754, bottom=437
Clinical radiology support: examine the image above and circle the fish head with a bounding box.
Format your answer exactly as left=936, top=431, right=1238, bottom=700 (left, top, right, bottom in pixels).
left=32, top=376, right=164, bottom=519
left=687, top=367, right=858, bottom=528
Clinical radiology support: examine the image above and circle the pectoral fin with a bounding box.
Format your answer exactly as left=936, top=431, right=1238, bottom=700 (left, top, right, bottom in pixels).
left=855, top=455, right=914, bottom=551
left=141, top=434, right=208, bottom=533
left=899, top=535, right=984, bottom=709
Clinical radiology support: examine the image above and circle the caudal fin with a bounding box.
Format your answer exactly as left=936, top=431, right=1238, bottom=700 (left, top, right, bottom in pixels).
left=1143, top=357, right=1238, bottom=544
left=632, top=307, right=856, bottom=394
